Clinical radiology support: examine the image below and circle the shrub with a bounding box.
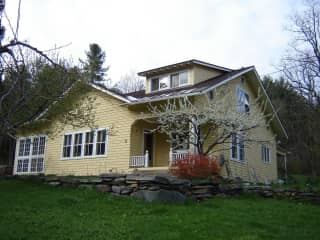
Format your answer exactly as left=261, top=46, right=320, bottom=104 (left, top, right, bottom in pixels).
left=169, top=154, right=221, bottom=179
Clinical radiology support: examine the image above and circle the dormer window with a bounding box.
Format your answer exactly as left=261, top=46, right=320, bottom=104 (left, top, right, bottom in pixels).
left=151, top=78, right=159, bottom=91
left=150, top=71, right=189, bottom=92
left=159, top=76, right=169, bottom=89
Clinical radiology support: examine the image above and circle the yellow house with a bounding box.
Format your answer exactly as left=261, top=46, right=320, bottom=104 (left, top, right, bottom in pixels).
left=13, top=59, right=287, bottom=182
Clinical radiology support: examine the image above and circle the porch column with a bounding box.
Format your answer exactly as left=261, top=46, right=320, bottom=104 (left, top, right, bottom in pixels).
left=144, top=150, right=149, bottom=168
left=169, top=147, right=173, bottom=163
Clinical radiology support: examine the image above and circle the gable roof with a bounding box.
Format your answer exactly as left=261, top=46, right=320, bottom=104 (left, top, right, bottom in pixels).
left=138, top=59, right=232, bottom=77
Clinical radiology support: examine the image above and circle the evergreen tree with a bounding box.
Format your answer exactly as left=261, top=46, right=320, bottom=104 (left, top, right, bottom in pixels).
left=263, top=76, right=320, bottom=176
left=81, top=43, right=109, bottom=84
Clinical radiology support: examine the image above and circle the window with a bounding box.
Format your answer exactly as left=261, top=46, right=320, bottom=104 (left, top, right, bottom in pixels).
left=171, top=73, right=179, bottom=88
left=73, top=133, right=83, bottom=157
left=96, top=129, right=107, bottom=155
left=230, top=133, right=245, bottom=162
left=150, top=71, right=189, bottom=92
left=63, top=134, right=72, bottom=158
left=237, top=88, right=250, bottom=113
left=262, top=145, right=271, bottom=163
left=151, top=78, right=159, bottom=91
left=62, top=129, right=108, bottom=159
left=170, top=71, right=188, bottom=88
left=159, top=76, right=169, bottom=89
left=179, top=71, right=188, bottom=85
left=84, top=131, right=94, bottom=156
left=16, top=136, right=46, bottom=174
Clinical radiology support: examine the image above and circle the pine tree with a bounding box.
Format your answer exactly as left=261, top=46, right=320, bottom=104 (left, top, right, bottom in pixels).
left=81, top=43, right=109, bottom=84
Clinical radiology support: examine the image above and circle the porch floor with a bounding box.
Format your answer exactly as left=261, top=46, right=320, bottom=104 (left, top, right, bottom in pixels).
left=128, top=166, right=169, bottom=175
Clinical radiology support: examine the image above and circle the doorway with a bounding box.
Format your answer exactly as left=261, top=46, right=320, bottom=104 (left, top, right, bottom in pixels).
left=143, top=130, right=154, bottom=167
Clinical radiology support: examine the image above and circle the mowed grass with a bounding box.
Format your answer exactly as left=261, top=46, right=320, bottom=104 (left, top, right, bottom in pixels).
left=0, top=179, right=320, bottom=240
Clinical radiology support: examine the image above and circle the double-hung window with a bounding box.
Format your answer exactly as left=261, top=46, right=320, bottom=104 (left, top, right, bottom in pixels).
left=170, top=71, right=188, bottom=88
left=73, top=133, right=83, bottom=157
left=237, top=88, right=250, bottom=113
left=63, top=134, right=72, bottom=158
left=84, top=131, right=94, bottom=156
left=262, top=145, right=271, bottom=164
left=230, top=133, right=245, bottom=162
left=96, top=129, right=107, bottom=155
left=16, top=136, right=46, bottom=174
left=62, top=129, right=108, bottom=159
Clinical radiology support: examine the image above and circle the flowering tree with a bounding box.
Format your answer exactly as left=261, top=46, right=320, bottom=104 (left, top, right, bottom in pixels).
left=148, top=84, right=273, bottom=156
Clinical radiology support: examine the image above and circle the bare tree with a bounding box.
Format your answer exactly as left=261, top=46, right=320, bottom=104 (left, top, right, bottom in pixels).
left=280, top=0, right=320, bottom=104
left=147, top=84, right=272, bottom=156
left=280, top=0, right=320, bottom=176
left=115, top=70, right=145, bottom=93
left=0, top=1, right=96, bottom=147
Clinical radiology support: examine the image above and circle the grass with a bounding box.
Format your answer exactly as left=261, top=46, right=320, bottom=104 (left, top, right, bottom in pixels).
left=0, top=179, right=320, bottom=240
left=273, top=174, right=320, bottom=191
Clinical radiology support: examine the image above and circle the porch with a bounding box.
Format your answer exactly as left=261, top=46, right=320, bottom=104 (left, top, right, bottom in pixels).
left=130, top=149, right=189, bottom=168
left=129, top=119, right=189, bottom=168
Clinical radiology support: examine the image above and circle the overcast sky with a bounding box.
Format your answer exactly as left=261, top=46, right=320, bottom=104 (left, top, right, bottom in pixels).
left=5, top=0, right=304, bottom=83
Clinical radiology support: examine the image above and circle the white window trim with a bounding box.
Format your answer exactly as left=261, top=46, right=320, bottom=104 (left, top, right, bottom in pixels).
left=14, top=135, right=47, bottom=175
left=61, top=128, right=108, bottom=160
left=262, top=144, right=271, bottom=164
left=237, top=86, right=250, bottom=113
left=150, top=70, right=190, bottom=92
left=230, top=134, right=246, bottom=163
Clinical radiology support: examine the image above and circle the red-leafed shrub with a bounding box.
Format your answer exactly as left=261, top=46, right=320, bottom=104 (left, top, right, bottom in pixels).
left=169, top=154, right=221, bottom=179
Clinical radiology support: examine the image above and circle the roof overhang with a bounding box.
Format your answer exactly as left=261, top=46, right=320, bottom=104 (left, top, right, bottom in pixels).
left=138, top=59, right=232, bottom=77
left=90, top=83, right=131, bottom=103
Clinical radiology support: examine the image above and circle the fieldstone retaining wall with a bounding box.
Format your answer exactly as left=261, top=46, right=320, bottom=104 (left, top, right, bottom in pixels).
left=8, top=173, right=320, bottom=204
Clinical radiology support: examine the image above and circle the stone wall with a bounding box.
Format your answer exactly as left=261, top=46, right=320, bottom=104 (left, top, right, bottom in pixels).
left=10, top=173, right=320, bottom=204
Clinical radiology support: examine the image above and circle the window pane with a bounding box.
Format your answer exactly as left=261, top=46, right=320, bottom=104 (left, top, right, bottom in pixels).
left=179, top=71, right=188, bottom=85
left=171, top=73, right=179, bottom=88
left=239, top=136, right=245, bottom=161
left=96, top=129, right=107, bottom=155
left=151, top=78, right=159, bottom=91
left=63, top=135, right=72, bottom=158
left=22, top=159, right=29, bottom=172
left=32, top=137, right=39, bottom=155
left=159, top=76, right=169, bottom=89
left=17, top=160, right=23, bottom=172
left=31, top=158, right=37, bottom=172
left=237, top=88, right=250, bottom=113
left=37, top=158, right=44, bottom=172
left=73, top=133, right=83, bottom=157
left=231, top=134, right=237, bottom=159
left=18, top=139, right=25, bottom=156
left=39, top=137, right=46, bottom=155
left=24, top=139, right=31, bottom=156
left=84, top=132, right=94, bottom=156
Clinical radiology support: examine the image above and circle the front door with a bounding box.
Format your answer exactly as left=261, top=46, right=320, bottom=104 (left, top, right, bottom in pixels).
left=144, top=131, right=153, bottom=167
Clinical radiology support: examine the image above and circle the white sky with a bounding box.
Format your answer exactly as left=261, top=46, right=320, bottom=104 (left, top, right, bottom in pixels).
left=4, top=0, right=304, bottom=83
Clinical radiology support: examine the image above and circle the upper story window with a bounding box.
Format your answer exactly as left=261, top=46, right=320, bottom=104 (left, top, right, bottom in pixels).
left=237, top=87, right=250, bottom=113
left=150, top=71, right=188, bottom=92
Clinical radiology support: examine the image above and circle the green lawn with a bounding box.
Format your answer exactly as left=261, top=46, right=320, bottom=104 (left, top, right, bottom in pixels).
left=0, top=179, right=320, bottom=240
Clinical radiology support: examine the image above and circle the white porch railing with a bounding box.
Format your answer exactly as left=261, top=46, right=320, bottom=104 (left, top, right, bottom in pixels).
left=130, top=150, right=149, bottom=168
left=170, top=149, right=189, bottom=162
